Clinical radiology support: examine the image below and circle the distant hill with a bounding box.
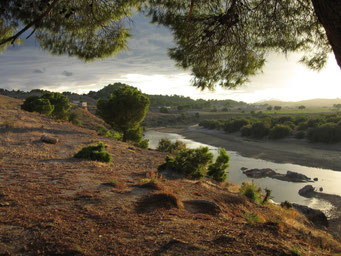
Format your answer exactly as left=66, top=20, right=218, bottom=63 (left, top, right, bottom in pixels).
left=257, top=98, right=341, bottom=108
left=0, top=84, right=249, bottom=111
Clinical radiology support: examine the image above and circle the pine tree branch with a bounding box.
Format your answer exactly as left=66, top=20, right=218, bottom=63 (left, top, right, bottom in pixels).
left=0, top=0, right=59, bottom=46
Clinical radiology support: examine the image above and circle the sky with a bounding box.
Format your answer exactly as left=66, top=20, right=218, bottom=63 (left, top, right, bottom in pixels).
left=0, top=14, right=340, bottom=103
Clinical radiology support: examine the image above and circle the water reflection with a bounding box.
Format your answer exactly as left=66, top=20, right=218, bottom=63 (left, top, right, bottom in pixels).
left=145, top=130, right=341, bottom=217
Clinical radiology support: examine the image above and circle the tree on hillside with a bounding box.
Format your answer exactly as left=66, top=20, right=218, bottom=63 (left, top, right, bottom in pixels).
left=1, top=1, right=340, bottom=89
left=298, top=105, right=306, bottom=110
left=274, top=106, right=282, bottom=111
left=96, top=85, right=150, bottom=142
left=267, top=106, right=273, bottom=111
left=42, top=92, right=71, bottom=119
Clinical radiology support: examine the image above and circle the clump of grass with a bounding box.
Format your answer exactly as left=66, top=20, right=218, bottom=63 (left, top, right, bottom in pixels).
left=239, top=182, right=262, bottom=204
left=245, top=212, right=261, bottom=225
left=74, top=142, right=111, bottom=163
left=103, top=179, right=118, bottom=187
left=140, top=171, right=164, bottom=190
left=262, top=188, right=272, bottom=204
left=281, top=200, right=293, bottom=209
left=290, top=246, right=302, bottom=256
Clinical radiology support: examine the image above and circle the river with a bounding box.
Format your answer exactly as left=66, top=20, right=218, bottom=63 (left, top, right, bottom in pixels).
left=144, top=130, right=341, bottom=218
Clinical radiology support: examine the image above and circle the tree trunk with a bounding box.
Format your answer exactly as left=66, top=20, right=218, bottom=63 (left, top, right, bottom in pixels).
left=311, top=0, right=341, bottom=69
left=122, top=131, right=127, bottom=142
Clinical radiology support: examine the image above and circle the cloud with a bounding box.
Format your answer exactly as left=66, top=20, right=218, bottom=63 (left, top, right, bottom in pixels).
left=33, top=69, right=44, bottom=73
left=62, top=71, right=73, bottom=77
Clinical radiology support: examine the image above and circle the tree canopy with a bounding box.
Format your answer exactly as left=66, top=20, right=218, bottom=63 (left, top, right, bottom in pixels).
left=96, top=85, right=150, bottom=141
left=1, top=0, right=340, bottom=89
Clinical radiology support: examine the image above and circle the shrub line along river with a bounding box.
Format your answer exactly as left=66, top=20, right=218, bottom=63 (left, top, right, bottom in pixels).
left=144, top=128, right=341, bottom=219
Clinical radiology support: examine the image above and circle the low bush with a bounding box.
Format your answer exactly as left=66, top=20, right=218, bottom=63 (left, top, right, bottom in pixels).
left=21, top=92, right=70, bottom=120
left=158, top=147, right=213, bottom=179
left=69, top=109, right=82, bottom=125
left=156, top=138, right=173, bottom=152
left=207, top=148, right=229, bottom=182
left=156, top=138, right=187, bottom=154
left=21, top=96, right=54, bottom=115
left=249, top=121, right=270, bottom=138
left=269, top=124, right=292, bottom=139
left=307, top=123, right=341, bottom=143
left=280, top=200, right=293, bottom=209
left=240, top=182, right=262, bottom=204
left=41, top=92, right=71, bottom=120
left=21, top=96, right=40, bottom=112
left=95, top=125, right=122, bottom=140
left=240, top=124, right=252, bottom=137
left=134, top=139, right=149, bottom=149
left=159, top=106, right=169, bottom=113
left=224, top=118, right=249, bottom=133
left=74, top=142, right=112, bottom=163
left=245, top=212, right=261, bottom=224
left=294, top=131, right=305, bottom=139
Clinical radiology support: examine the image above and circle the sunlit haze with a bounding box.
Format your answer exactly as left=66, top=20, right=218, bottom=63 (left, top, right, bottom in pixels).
left=0, top=14, right=340, bottom=103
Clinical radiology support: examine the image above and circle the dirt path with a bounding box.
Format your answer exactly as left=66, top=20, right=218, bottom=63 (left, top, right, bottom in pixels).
left=160, top=125, right=341, bottom=172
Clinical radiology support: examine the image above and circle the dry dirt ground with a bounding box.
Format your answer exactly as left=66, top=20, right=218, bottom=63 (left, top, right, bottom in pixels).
left=0, top=95, right=340, bottom=256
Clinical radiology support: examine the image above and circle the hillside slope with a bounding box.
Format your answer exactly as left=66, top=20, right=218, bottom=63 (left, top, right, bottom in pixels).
left=0, top=95, right=340, bottom=255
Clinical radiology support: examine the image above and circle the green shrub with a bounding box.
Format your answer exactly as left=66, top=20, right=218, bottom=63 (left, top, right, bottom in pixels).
left=240, top=124, right=252, bottom=137
left=224, top=118, right=249, bottom=133
left=262, top=188, right=272, bottom=204
left=21, top=96, right=40, bottom=112
left=280, top=200, right=293, bottom=209
left=249, top=121, right=270, bottom=138
left=74, top=142, right=112, bottom=163
left=157, top=138, right=187, bottom=154
left=42, top=92, right=71, bottom=120
left=240, top=182, right=262, bottom=204
left=199, top=119, right=225, bottom=130
left=307, top=123, right=341, bottom=143
left=134, top=139, right=149, bottom=149
left=32, top=98, right=54, bottom=115
left=207, top=148, right=229, bottom=182
left=95, top=125, right=122, bottom=140
left=269, top=124, right=292, bottom=139
left=157, top=138, right=173, bottom=152
left=69, top=109, right=82, bottom=125
left=159, top=106, right=169, bottom=113
left=158, top=147, right=213, bottom=179
left=294, top=131, right=305, bottom=139
left=21, top=96, right=54, bottom=115
left=125, top=126, right=143, bottom=143
left=245, top=212, right=261, bottom=224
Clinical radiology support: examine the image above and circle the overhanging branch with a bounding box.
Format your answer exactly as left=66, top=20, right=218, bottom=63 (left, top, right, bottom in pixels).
left=0, top=0, right=59, bottom=46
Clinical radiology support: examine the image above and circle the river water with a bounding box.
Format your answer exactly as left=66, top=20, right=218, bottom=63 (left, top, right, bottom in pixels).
left=144, top=130, right=341, bottom=218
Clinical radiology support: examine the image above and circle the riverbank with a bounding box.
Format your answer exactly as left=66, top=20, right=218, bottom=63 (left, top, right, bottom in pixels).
left=152, top=125, right=341, bottom=172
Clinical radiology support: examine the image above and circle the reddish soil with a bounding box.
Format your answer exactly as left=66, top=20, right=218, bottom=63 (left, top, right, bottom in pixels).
left=0, top=95, right=340, bottom=256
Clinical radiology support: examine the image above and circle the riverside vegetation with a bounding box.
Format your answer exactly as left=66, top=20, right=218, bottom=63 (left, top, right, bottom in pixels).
left=199, top=114, right=341, bottom=143
left=1, top=94, right=341, bottom=255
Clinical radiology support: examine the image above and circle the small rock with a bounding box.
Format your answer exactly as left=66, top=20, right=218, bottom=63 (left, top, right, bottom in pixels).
left=298, top=185, right=315, bottom=197
left=243, top=168, right=276, bottom=178
left=286, top=171, right=310, bottom=182
left=41, top=135, right=58, bottom=144
left=313, top=177, right=318, bottom=181
left=319, top=187, right=323, bottom=192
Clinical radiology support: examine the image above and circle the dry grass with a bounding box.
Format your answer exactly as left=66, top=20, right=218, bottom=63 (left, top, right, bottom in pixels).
left=0, top=95, right=340, bottom=256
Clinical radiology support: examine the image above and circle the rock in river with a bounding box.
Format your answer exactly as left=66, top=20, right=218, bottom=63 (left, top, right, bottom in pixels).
left=292, top=203, right=328, bottom=228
